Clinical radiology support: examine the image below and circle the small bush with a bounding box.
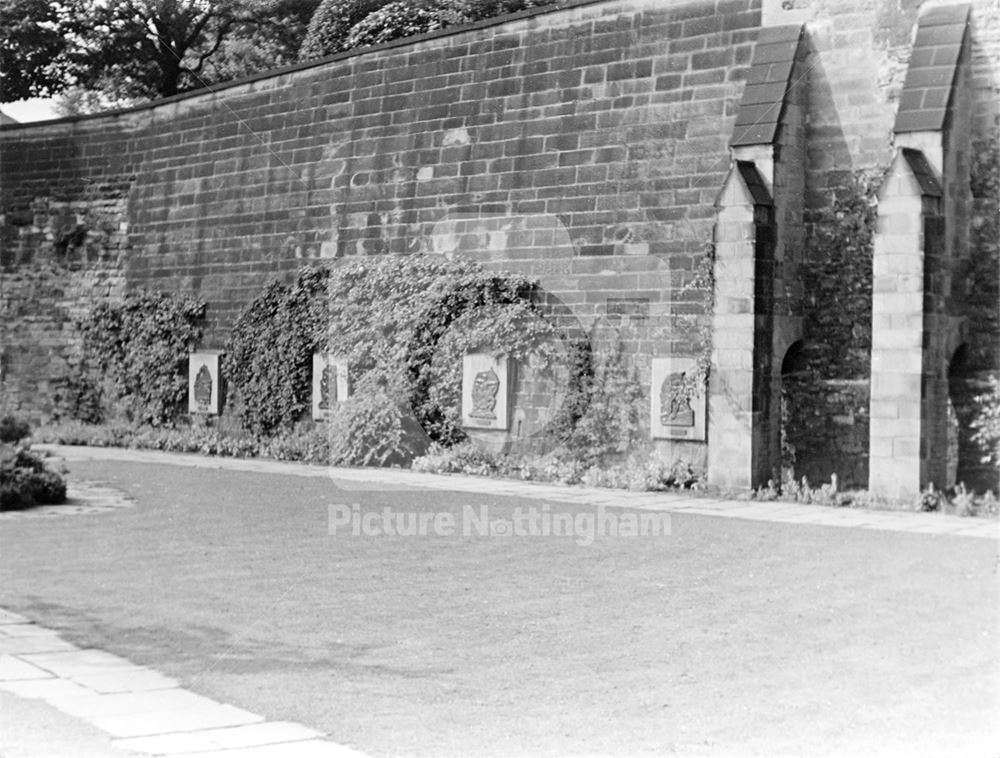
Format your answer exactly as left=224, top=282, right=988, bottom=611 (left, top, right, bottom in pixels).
left=0, top=416, right=31, bottom=444
left=0, top=445, right=67, bottom=511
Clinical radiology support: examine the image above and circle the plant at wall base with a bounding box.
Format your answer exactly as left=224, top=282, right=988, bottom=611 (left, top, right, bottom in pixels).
left=79, top=290, right=206, bottom=426
left=971, top=375, right=1000, bottom=468
left=226, top=266, right=330, bottom=437
left=54, top=373, right=105, bottom=425
left=552, top=337, right=642, bottom=468
left=327, top=368, right=431, bottom=466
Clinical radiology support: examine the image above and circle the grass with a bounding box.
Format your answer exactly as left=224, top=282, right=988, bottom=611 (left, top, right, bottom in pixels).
left=1, top=459, right=997, bottom=756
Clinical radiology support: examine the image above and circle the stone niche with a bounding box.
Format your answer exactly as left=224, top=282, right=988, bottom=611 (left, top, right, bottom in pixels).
left=650, top=357, right=706, bottom=441
left=312, top=353, right=350, bottom=420
left=461, top=353, right=512, bottom=431
left=188, top=352, right=223, bottom=415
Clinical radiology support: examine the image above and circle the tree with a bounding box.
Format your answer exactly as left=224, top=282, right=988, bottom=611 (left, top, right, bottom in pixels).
left=298, top=0, right=389, bottom=60
left=0, top=0, right=74, bottom=101
left=297, top=0, right=557, bottom=61
left=1, top=0, right=320, bottom=105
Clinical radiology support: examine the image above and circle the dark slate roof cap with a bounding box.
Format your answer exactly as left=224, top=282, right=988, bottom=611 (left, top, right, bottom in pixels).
left=730, top=25, right=803, bottom=148
left=894, top=3, right=970, bottom=133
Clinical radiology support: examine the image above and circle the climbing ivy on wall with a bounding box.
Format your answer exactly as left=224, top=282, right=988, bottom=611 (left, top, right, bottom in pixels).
left=226, top=266, right=330, bottom=436
left=324, top=255, right=556, bottom=462
left=78, top=290, right=206, bottom=426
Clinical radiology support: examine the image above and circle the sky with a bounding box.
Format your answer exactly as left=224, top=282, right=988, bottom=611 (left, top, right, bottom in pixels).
left=1, top=98, right=60, bottom=123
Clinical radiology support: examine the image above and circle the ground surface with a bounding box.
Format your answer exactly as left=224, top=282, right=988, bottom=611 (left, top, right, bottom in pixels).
left=1, top=459, right=997, bottom=757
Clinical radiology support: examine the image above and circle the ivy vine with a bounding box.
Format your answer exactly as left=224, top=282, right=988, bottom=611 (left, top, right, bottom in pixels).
left=78, top=289, right=206, bottom=426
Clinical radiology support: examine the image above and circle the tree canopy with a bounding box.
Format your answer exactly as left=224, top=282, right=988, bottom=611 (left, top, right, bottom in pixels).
left=1, top=0, right=557, bottom=109
left=1, top=0, right=320, bottom=105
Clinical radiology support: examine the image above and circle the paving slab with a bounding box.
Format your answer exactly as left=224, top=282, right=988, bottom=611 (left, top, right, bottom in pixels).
left=0, top=654, right=55, bottom=681
left=0, top=677, right=94, bottom=699
left=22, top=649, right=141, bottom=677
left=0, top=609, right=32, bottom=625
left=175, top=740, right=367, bottom=758
left=48, top=689, right=229, bottom=719
left=0, top=691, right=144, bottom=758
left=0, top=612, right=366, bottom=757
left=84, top=703, right=265, bottom=738
left=66, top=668, right=180, bottom=694
left=113, top=732, right=218, bottom=756
left=0, top=635, right=80, bottom=655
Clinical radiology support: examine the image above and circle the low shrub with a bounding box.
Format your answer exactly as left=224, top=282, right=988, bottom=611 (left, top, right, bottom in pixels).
left=0, top=415, right=31, bottom=444
left=1, top=445, right=67, bottom=511
left=752, top=470, right=999, bottom=517
left=34, top=421, right=331, bottom=466
left=412, top=442, right=703, bottom=492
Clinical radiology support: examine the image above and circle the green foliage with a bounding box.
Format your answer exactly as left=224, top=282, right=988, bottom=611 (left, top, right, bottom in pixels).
left=413, top=441, right=703, bottom=492
left=299, top=0, right=557, bottom=59
left=3, top=0, right=320, bottom=106
left=299, top=0, right=387, bottom=59
left=782, top=171, right=881, bottom=487
left=34, top=420, right=331, bottom=465
left=327, top=371, right=431, bottom=466
left=801, top=171, right=881, bottom=379
left=0, top=416, right=31, bottom=444
left=552, top=338, right=642, bottom=467
left=971, top=375, right=1000, bottom=468
left=80, top=290, right=206, bottom=426
left=0, top=0, right=69, bottom=101
left=0, top=445, right=67, bottom=510
left=325, top=254, right=554, bottom=462
left=226, top=266, right=330, bottom=436
left=54, top=374, right=104, bottom=425
left=342, top=1, right=444, bottom=49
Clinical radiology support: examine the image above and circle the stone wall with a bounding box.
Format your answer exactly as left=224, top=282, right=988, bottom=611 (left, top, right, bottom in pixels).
left=1, top=0, right=998, bottom=487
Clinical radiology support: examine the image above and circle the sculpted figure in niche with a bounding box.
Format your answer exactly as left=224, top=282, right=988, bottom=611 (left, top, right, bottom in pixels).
left=470, top=368, right=500, bottom=419
left=318, top=364, right=338, bottom=409
left=194, top=364, right=213, bottom=408
left=661, top=371, right=695, bottom=427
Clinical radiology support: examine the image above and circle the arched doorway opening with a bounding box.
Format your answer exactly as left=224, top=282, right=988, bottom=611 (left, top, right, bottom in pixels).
left=779, top=340, right=809, bottom=482
left=945, top=343, right=991, bottom=492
